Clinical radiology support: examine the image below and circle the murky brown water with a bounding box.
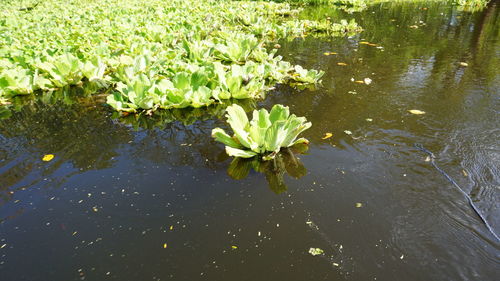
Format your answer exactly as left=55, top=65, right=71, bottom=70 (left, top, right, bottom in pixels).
left=1, top=1, right=499, bottom=280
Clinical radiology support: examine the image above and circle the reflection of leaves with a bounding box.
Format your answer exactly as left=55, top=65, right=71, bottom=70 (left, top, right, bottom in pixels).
left=265, top=166, right=287, bottom=194
left=227, top=158, right=252, bottom=180
left=115, top=99, right=257, bottom=129
left=0, top=99, right=132, bottom=171
left=288, top=82, right=320, bottom=91
left=227, top=146, right=308, bottom=194
left=283, top=150, right=307, bottom=179
left=0, top=107, right=12, bottom=120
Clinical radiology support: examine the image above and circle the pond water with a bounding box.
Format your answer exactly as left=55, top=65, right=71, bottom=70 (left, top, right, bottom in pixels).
left=1, top=2, right=499, bottom=280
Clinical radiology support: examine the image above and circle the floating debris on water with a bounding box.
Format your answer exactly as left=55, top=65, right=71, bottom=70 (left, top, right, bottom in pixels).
left=322, top=133, right=333, bottom=139
left=42, top=154, right=55, bottom=161
left=309, top=248, right=324, bottom=256
left=408, top=109, right=426, bottom=115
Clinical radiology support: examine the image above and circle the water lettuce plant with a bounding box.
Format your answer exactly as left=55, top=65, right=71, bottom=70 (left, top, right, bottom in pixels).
left=212, top=104, right=311, bottom=160
left=292, top=65, right=325, bottom=84
left=0, top=0, right=361, bottom=114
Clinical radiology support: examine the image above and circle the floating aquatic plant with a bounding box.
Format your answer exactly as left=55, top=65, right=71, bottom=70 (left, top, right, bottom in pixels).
left=212, top=103, right=311, bottom=160
left=291, top=65, right=325, bottom=84
left=0, top=0, right=362, bottom=114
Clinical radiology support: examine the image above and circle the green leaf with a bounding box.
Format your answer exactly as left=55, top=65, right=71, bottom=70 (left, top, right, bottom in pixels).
left=249, top=108, right=271, bottom=151
left=212, top=127, right=242, bottom=148
left=269, top=104, right=289, bottom=123
left=264, top=120, right=287, bottom=153
left=225, top=146, right=257, bottom=158
left=226, top=104, right=255, bottom=149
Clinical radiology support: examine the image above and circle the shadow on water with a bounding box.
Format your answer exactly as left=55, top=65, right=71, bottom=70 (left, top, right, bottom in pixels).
left=0, top=1, right=499, bottom=281
left=227, top=144, right=309, bottom=194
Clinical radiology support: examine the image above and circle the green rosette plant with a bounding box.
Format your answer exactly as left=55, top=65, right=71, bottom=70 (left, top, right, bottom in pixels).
left=212, top=103, right=311, bottom=160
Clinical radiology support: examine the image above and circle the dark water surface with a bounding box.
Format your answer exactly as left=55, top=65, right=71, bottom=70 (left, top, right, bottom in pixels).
left=1, top=2, right=499, bottom=281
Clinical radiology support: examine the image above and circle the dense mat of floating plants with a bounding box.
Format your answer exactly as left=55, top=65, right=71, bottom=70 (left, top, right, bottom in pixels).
left=0, top=0, right=362, bottom=112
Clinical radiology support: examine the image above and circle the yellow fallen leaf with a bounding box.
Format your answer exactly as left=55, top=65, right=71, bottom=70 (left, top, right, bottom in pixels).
left=355, top=203, right=363, bottom=208
left=323, top=52, right=330, bottom=56
left=322, top=133, right=333, bottom=139
left=409, top=109, right=426, bottom=115
left=163, top=243, right=168, bottom=248
left=231, top=245, right=238, bottom=249
left=169, top=225, right=174, bottom=230
left=354, top=80, right=365, bottom=84
left=337, top=62, right=348, bottom=66
left=368, top=43, right=378, bottom=47
left=359, top=41, right=370, bottom=45
left=42, top=154, right=54, bottom=161
left=459, top=62, right=468, bottom=67
left=462, top=170, right=468, bottom=177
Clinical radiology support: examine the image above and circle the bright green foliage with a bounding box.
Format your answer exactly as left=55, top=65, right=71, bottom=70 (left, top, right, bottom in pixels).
left=36, top=53, right=85, bottom=88
left=0, top=67, right=39, bottom=96
left=212, top=104, right=311, bottom=160
left=0, top=0, right=362, bottom=113
left=292, top=65, right=325, bottom=84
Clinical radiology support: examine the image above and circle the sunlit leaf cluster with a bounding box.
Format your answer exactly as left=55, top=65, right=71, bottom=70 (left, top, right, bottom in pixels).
left=0, top=0, right=361, bottom=112
left=212, top=104, right=311, bottom=160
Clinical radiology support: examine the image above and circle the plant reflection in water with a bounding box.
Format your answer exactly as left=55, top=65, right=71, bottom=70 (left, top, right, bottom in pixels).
left=227, top=143, right=308, bottom=194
